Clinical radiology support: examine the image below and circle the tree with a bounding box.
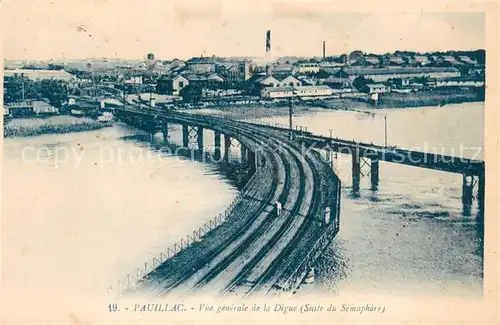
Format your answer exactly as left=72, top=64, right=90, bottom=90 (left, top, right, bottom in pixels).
left=337, top=54, right=348, bottom=64
left=37, top=79, right=69, bottom=107
left=353, top=76, right=375, bottom=91
left=349, top=50, right=364, bottom=61
left=179, top=84, right=203, bottom=102
left=3, top=75, right=38, bottom=102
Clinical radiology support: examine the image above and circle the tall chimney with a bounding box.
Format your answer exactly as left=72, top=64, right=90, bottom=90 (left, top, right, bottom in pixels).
left=323, top=41, right=326, bottom=59
left=266, top=30, right=271, bottom=57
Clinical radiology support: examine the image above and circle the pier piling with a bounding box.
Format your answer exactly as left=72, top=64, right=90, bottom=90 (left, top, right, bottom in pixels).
left=182, top=124, right=189, bottom=148
left=248, top=150, right=256, bottom=173
left=161, top=122, right=168, bottom=143
left=352, top=149, right=360, bottom=193
left=197, top=126, right=204, bottom=153
left=214, top=131, right=221, bottom=161
left=224, top=135, right=231, bottom=163
left=240, top=144, right=247, bottom=162
left=370, top=159, right=379, bottom=190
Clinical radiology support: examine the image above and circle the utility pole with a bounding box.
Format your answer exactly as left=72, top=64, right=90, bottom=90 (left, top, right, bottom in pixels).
left=384, top=115, right=388, bottom=147
left=289, top=97, right=293, bottom=140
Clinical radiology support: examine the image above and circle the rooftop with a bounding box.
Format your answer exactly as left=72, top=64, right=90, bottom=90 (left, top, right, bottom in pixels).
left=4, top=69, right=76, bottom=79
left=294, top=85, right=333, bottom=91
left=367, top=83, right=388, bottom=88
left=186, top=57, right=218, bottom=65
left=262, top=87, right=294, bottom=92
left=342, top=66, right=460, bottom=75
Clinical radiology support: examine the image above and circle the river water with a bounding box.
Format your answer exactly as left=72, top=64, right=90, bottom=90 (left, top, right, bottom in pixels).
left=2, top=102, right=484, bottom=299
left=2, top=124, right=239, bottom=297
left=250, top=102, right=484, bottom=298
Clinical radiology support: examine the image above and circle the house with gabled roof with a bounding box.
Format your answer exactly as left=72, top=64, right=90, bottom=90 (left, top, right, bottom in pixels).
left=157, top=74, right=189, bottom=95
left=274, top=74, right=302, bottom=87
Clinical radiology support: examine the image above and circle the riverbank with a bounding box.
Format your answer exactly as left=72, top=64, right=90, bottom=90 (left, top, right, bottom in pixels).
left=184, top=88, right=484, bottom=120
left=310, top=88, right=484, bottom=110
left=375, top=87, right=484, bottom=108
left=3, top=115, right=107, bottom=137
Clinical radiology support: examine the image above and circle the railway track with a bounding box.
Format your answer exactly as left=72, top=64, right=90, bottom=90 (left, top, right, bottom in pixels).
left=175, top=137, right=306, bottom=297
left=241, top=151, right=332, bottom=298
left=129, top=110, right=289, bottom=295
left=117, top=108, right=333, bottom=297
left=219, top=127, right=328, bottom=297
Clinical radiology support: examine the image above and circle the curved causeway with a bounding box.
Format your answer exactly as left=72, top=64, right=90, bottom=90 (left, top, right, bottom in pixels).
left=114, top=107, right=342, bottom=298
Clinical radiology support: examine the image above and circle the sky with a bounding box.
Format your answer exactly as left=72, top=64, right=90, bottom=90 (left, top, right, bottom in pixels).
left=2, top=1, right=485, bottom=61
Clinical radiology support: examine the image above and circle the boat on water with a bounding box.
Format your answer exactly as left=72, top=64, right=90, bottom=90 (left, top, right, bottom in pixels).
left=97, top=112, right=114, bottom=123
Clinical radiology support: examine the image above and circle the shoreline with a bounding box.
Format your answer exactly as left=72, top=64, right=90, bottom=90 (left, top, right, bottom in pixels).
left=3, top=115, right=108, bottom=138
left=186, top=96, right=484, bottom=120
left=179, top=87, right=484, bottom=120
left=308, top=88, right=484, bottom=110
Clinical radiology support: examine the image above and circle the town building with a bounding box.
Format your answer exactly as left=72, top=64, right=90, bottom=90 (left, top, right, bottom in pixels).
left=3, top=100, right=59, bottom=116
left=433, top=77, right=485, bottom=88
left=4, top=69, right=77, bottom=82
left=32, top=100, right=59, bottom=114
left=216, top=61, right=251, bottom=82
left=162, top=59, right=187, bottom=74
left=156, top=74, right=189, bottom=95
left=294, top=62, right=321, bottom=74
left=3, top=101, right=34, bottom=117
left=339, top=67, right=461, bottom=82
left=319, top=62, right=345, bottom=69
left=271, top=62, right=294, bottom=74
left=183, top=72, right=225, bottom=87
left=260, top=85, right=335, bottom=99
left=322, top=77, right=351, bottom=89
left=185, top=57, right=217, bottom=73
left=251, top=74, right=302, bottom=88
left=203, top=89, right=244, bottom=98
left=413, top=56, right=430, bottom=66
left=257, top=75, right=280, bottom=87
left=294, top=85, right=334, bottom=98
left=261, top=87, right=294, bottom=98
left=365, top=83, right=390, bottom=94
left=365, top=56, right=381, bottom=65
left=124, top=76, right=143, bottom=84
left=277, top=75, right=302, bottom=87
left=380, top=56, right=404, bottom=66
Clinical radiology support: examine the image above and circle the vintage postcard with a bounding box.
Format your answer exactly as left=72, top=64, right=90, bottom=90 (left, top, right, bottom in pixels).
left=1, top=0, right=498, bottom=324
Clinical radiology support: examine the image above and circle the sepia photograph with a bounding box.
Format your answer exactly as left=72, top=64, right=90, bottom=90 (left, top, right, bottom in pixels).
left=1, top=1, right=498, bottom=324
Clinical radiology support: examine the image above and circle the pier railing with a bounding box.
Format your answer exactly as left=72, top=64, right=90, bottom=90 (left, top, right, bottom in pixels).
left=188, top=111, right=309, bottom=135
left=106, top=172, right=256, bottom=296
left=274, top=172, right=342, bottom=294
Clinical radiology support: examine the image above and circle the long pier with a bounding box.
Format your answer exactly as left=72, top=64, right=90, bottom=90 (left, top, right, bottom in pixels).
left=111, top=103, right=484, bottom=297
left=241, top=119, right=485, bottom=215
left=112, top=106, right=342, bottom=297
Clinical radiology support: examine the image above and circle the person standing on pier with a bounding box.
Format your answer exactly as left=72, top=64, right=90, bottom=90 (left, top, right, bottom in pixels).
left=276, top=201, right=282, bottom=216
